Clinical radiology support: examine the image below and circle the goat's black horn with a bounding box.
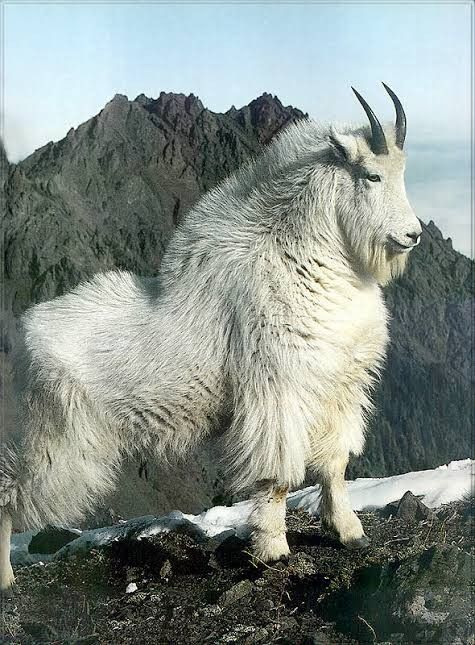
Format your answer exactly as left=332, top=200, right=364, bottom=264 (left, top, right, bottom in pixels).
left=351, top=86, right=388, bottom=155
left=382, top=82, right=406, bottom=150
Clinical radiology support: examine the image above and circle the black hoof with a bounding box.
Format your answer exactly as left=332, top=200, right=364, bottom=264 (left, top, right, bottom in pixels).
left=345, top=535, right=371, bottom=550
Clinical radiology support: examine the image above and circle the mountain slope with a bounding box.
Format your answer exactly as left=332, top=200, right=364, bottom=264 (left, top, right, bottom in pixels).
left=5, top=92, right=306, bottom=317
left=351, top=220, right=472, bottom=476
left=2, top=91, right=472, bottom=516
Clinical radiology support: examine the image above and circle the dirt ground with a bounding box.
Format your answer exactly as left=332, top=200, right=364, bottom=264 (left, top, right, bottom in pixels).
left=0, top=499, right=473, bottom=644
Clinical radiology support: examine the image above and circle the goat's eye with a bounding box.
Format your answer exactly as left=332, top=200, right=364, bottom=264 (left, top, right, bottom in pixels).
left=366, top=173, right=381, bottom=182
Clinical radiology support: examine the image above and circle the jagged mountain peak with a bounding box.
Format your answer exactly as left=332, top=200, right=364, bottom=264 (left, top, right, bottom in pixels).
left=98, top=93, right=132, bottom=122
left=133, top=91, right=205, bottom=119
left=426, top=219, right=445, bottom=239
left=229, top=92, right=307, bottom=143
left=142, top=92, right=205, bottom=123
left=19, top=91, right=305, bottom=174
left=0, top=140, right=9, bottom=182
left=248, top=91, right=283, bottom=107
left=109, top=93, right=129, bottom=104
left=0, top=139, right=9, bottom=164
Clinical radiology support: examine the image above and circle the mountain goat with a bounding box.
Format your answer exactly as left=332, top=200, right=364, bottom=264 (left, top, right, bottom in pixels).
left=0, top=84, right=421, bottom=589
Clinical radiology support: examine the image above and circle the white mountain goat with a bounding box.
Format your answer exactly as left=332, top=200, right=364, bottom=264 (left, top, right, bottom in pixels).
left=0, top=84, right=421, bottom=589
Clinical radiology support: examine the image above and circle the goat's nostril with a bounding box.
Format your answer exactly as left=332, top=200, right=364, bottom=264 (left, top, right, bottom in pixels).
left=406, top=231, right=420, bottom=243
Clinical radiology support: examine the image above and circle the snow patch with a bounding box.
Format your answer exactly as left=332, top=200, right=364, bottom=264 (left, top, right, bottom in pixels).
left=288, top=458, right=474, bottom=514
left=11, top=459, right=473, bottom=565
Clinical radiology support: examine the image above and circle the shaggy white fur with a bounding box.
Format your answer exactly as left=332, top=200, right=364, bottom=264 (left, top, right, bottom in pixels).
left=0, top=96, right=421, bottom=588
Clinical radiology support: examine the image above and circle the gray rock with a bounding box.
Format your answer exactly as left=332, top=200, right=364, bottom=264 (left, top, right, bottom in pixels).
left=389, top=545, right=473, bottom=637
left=217, top=579, right=253, bottom=607
left=159, top=559, right=172, bottom=579
left=288, top=552, right=317, bottom=577
left=384, top=490, right=437, bottom=521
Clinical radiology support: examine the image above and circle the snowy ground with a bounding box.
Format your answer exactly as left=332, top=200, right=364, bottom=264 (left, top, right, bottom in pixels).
left=11, top=459, right=473, bottom=566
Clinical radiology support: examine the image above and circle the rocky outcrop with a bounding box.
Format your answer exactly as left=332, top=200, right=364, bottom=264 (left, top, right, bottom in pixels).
left=2, top=497, right=472, bottom=643
left=327, top=543, right=473, bottom=644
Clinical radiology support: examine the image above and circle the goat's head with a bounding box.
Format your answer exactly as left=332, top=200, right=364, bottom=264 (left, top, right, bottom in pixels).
left=328, top=83, right=421, bottom=283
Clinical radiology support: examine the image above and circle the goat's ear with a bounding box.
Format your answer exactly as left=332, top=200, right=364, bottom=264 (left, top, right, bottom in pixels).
left=328, top=127, right=358, bottom=163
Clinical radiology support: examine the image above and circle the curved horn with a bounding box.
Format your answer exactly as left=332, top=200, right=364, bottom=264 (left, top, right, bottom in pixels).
left=351, top=86, right=388, bottom=155
left=382, top=82, right=406, bottom=150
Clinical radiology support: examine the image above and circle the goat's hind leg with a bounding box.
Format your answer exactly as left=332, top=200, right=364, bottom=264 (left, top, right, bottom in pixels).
left=249, top=480, right=290, bottom=563
left=0, top=511, right=14, bottom=591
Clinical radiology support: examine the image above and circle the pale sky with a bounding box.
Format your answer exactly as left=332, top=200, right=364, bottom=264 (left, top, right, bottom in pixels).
left=3, top=1, right=472, bottom=256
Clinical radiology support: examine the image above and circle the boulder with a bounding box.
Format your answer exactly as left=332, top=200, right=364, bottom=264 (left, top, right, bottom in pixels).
left=382, top=490, right=436, bottom=521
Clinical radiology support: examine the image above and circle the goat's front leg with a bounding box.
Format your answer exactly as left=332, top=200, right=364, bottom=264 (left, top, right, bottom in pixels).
left=318, top=452, right=369, bottom=549
left=249, top=479, right=289, bottom=563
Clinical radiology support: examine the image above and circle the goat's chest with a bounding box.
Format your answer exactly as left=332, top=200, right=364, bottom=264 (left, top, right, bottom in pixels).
left=296, top=284, right=389, bottom=391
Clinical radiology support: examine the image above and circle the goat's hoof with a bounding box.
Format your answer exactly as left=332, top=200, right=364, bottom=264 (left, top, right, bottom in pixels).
left=345, top=534, right=370, bottom=550
left=0, top=565, right=16, bottom=594
left=0, top=585, right=14, bottom=598
left=251, top=533, right=290, bottom=564
left=0, top=578, right=15, bottom=597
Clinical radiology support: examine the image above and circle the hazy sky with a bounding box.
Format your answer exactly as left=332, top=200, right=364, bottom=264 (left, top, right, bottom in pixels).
left=3, top=1, right=472, bottom=256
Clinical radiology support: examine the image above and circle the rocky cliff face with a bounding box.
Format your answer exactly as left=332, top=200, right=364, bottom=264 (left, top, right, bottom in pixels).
left=2, top=91, right=472, bottom=514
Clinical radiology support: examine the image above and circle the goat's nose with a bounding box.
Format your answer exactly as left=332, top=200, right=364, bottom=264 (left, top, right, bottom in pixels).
left=406, top=231, right=421, bottom=244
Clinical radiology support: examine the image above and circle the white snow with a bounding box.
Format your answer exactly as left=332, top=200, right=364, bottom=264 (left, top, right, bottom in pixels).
left=11, top=459, right=473, bottom=566
left=288, top=458, right=474, bottom=514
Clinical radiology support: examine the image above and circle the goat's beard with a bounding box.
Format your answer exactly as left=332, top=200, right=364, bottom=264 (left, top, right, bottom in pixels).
left=353, top=237, right=409, bottom=285
left=370, top=245, right=408, bottom=285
